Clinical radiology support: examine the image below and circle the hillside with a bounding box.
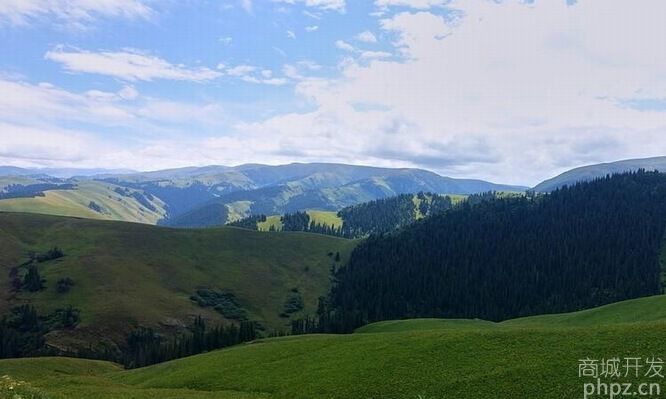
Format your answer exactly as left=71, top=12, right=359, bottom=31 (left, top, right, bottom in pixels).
left=358, top=294, right=666, bottom=333
left=231, top=193, right=462, bottom=238
left=0, top=179, right=167, bottom=224
left=165, top=168, right=525, bottom=228
left=0, top=212, right=356, bottom=353
left=319, top=172, right=666, bottom=332
left=534, top=156, right=666, bottom=192
left=3, top=295, right=666, bottom=398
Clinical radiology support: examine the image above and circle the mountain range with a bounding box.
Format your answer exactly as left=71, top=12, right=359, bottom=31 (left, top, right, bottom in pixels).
left=3, top=157, right=666, bottom=227
left=0, top=163, right=526, bottom=227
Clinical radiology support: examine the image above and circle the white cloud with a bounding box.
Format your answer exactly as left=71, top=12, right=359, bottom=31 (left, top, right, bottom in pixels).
left=232, top=0, right=666, bottom=185
left=226, top=65, right=257, bottom=77
left=375, top=0, right=448, bottom=10
left=303, top=10, right=321, bottom=19
left=357, top=31, right=378, bottom=43
left=219, top=37, right=233, bottom=46
left=4, top=0, right=666, bottom=184
left=305, top=25, right=319, bottom=32
left=334, top=40, right=392, bottom=60
left=45, top=47, right=222, bottom=82
left=335, top=40, right=355, bottom=52
left=0, top=77, right=242, bottom=169
left=118, top=86, right=139, bottom=100
left=220, top=65, right=289, bottom=86
left=360, top=51, right=392, bottom=59
left=272, top=0, right=345, bottom=12
left=0, top=123, right=107, bottom=165
left=0, top=0, right=152, bottom=27
left=286, top=30, right=296, bottom=39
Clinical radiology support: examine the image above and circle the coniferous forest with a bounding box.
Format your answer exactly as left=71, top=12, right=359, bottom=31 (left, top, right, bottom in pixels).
left=312, top=171, right=666, bottom=333
left=227, top=193, right=454, bottom=238
left=337, top=193, right=453, bottom=237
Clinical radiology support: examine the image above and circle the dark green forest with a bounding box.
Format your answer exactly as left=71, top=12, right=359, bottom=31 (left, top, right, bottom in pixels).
left=337, top=193, right=453, bottom=237
left=307, top=171, right=666, bottom=333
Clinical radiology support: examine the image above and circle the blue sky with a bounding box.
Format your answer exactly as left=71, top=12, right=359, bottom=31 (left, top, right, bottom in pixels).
left=0, top=0, right=665, bottom=185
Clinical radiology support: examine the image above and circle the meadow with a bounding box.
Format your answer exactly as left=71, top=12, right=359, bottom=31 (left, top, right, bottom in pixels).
left=3, top=294, right=666, bottom=398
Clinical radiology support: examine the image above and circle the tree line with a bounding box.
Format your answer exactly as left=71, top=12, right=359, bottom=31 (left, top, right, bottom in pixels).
left=227, top=193, right=455, bottom=239
left=0, top=303, right=257, bottom=369
left=117, top=317, right=257, bottom=368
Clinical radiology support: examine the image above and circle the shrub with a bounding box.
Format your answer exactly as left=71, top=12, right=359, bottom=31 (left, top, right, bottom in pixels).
left=190, top=289, right=248, bottom=321
left=56, top=278, right=74, bottom=294
left=283, top=292, right=304, bottom=314
left=22, top=266, right=44, bottom=292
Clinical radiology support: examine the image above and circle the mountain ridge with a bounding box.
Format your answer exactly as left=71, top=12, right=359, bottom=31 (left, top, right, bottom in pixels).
left=534, top=156, right=666, bottom=192
left=0, top=163, right=527, bottom=227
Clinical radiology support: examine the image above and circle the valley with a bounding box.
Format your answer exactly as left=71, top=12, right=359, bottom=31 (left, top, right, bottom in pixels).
left=2, top=163, right=666, bottom=399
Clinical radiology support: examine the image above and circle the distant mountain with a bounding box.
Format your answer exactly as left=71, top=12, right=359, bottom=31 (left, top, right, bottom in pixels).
left=0, top=166, right=43, bottom=177
left=228, top=192, right=459, bottom=238
left=534, top=156, right=666, bottom=192
left=0, top=163, right=526, bottom=226
left=0, top=166, right=136, bottom=178
left=34, top=167, right=138, bottom=178
left=162, top=164, right=527, bottom=227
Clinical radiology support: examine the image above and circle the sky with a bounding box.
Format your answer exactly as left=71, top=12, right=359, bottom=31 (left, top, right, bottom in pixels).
left=0, top=0, right=665, bottom=186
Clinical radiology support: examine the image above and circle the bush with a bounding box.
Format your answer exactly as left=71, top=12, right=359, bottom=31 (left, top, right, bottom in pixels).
left=88, top=201, right=103, bottom=213
left=283, top=292, right=304, bottom=314
left=34, top=247, right=64, bottom=263
left=56, top=278, right=74, bottom=294
left=22, top=266, right=44, bottom=292
left=190, top=289, right=248, bottom=321
left=46, top=306, right=80, bottom=329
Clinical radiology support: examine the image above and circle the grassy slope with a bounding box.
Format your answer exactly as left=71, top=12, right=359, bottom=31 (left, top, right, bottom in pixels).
left=306, top=210, right=343, bottom=228
left=0, top=212, right=356, bottom=348
left=257, top=211, right=343, bottom=231
left=358, top=294, right=666, bottom=332
left=256, top=215, right=282, bottom=231
left=0, top=180, right=167, bottom=224
left=4, top=294, right=666, bottom=398
left=356, top=318, right=497, bottom=333
left=659, top=231, right=666, bottom=294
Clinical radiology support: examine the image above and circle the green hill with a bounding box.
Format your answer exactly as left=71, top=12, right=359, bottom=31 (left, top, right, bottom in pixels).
left=0, top=212, right=356, bottom=352
left=321, top=172, right=666, bottom=332
left=0, top=179, right=167, bottom=224
left=255, top=211, right=342, bottom=232
left=358, top=294, right=666, bottom=333
left=3, top=295, right=666, bottom=398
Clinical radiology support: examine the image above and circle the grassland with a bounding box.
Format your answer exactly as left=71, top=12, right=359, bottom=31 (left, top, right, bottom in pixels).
left=0, top=212, right=356, bottom=350
left=3, top=295, right=666, bottom=398
left=0, top=180, right=167, bottom=224
left=257, top=210, right=343, bottom=231
left=359, top=294, right=666, bottom=332
left=257, top=215, right=283, bottom=231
